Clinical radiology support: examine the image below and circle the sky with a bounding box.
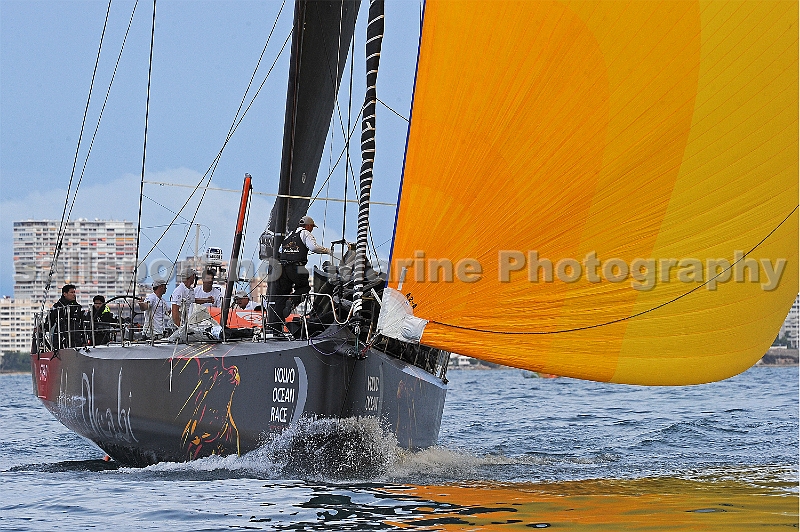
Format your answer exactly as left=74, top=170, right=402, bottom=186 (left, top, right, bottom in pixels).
left=0, top=0, right=423, bottom=297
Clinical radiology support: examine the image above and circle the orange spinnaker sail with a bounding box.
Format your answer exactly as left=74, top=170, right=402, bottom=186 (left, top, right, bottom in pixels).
left=390, top=0, right=798, bottom=385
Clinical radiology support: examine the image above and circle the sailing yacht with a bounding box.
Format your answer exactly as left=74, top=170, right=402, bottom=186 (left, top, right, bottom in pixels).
left=31, top=0, right=798, bottom=467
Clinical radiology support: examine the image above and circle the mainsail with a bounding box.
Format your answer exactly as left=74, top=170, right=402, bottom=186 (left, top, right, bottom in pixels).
left=265, top=0, right=360, bottom=243
left=385, top=0, right=798, bottom=385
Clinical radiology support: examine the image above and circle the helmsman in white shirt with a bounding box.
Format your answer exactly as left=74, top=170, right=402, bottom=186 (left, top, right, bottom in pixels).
left=138, top=279, right=171, bottom=338
left=171, top=268, right=197, bottom=327
left=194, top=273, right=222, bottom=308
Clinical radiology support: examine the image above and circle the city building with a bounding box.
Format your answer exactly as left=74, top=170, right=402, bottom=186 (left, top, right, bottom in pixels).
left=0, top=297, right=38, bottom=354
left=779, top=294, right=799, bottom=349
left=13, top=219, right=137, bottom=307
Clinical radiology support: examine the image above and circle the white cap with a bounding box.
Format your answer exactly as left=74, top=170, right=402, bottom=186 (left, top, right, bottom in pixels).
left=298, top=216, right=316, bottom=227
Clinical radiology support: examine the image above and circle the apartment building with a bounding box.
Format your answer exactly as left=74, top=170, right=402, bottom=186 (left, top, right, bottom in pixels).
left=780, top=294, right=799, bottom=349
left=13, top=219, right=137, bottom=307
left=0, top=297, right=38, bottom=354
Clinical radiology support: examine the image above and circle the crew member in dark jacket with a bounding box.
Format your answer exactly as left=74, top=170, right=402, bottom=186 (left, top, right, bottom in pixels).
left=267, top=216, right=331, bottom=335
left=49, top=284, right=86, bottom=349
left=87, top=295, right=117, bottom=345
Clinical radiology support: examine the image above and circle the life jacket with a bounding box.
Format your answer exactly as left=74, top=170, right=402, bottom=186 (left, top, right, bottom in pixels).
left=280, top=228, right=308, bottom=264
left=94, top=305, right=115, bottom=323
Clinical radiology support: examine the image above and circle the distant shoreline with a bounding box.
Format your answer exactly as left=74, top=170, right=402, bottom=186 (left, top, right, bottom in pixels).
left=450, top=348, right=799, bottom=370
left=5, top=349, right=798, bottom=375
left=758, top=347, right=799, bottom=367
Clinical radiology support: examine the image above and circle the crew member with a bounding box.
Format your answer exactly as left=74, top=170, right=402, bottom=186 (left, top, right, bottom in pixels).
left=138, top=280, right=171, bottom=339
left=194, top=272, right=221, bottom=308
left=267, top=216, right=330, bottom=334
left=234, top=291, right=259, bottom=311
left=49, top=284, right=85, bottom=349
left=87, top=295, right=117, bottom=345
left=171, top=268, right=197, bottom=328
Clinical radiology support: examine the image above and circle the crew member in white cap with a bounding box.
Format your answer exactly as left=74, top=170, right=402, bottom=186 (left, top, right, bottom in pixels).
left=234, top=290, right=258, bottom=311
left=171, top=268, right=197, bottom=327
left=268, top=215, right=330, bottom=335
left=138, top=279, right=171, bottom=338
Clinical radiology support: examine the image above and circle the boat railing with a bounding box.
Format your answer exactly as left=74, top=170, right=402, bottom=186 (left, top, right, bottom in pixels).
left=32, top=306, right=134, bottom=354
left=32, top=293, right=448, bottom=382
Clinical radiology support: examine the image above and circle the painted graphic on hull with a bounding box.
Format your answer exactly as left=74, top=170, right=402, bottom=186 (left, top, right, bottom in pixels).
left=81, top=368, right=138, bottom=443
left=174, top=352, right=241, bottom=460
left=47, top=359, right=138, bottom=445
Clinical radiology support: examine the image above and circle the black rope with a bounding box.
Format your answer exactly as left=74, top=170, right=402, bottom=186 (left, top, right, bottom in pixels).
left=316, top=0, right=348, bottom=264
left=138, top=228, right=172, bottom=263
left=132, top=0, right=157, bottom=306
left=305, top=4, right=387, bottom=273
left=44, top=0, right=112, bottom=304
left=143, top=194, right=196, bottom=225
left=428, top=205, right=799, bottom=335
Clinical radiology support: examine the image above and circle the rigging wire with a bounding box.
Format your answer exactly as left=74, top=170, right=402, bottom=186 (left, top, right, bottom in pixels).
left=337, top=109, right=384, bottom=272
left=308, top=1, right=384, bottom=276
left=64, top=0, right=141, bottom=238
left=131, top=1, right=290, bottom=274
left=304, top=4, right=396, bottom=275
left=43, top=0, right=112, bottom=306
left=138, top=229, right=172, bottom=262
left=319, top=0, right=348, bottom=264
left=131, top=0, right=157, bottom=305
left=376, top=97, right=408, bottom=122
left=168, top=3, right=289, bottom=271
left=308, top=107, right=365, bottom=205
left=428, top=205, right=800, bottom=335
left=341, top=32, right=356, bottom=247
left=143, top=180, right=395, bottom=205
left=143, top=194, right=198, bottom=225
left=310, top=2, right=390, bottom=274
left=342, top=132, right=384, bottom=271
left=321, top=103, right=334, bottom=255
left=135, top=27, right=292, bottom=271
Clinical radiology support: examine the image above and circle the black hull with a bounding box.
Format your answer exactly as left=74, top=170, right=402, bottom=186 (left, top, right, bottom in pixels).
left=31, top=336, right=447, bottom=466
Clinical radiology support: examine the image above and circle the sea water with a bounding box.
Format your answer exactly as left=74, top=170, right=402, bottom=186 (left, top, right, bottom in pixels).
left=1, top=366, right=797, bottom=531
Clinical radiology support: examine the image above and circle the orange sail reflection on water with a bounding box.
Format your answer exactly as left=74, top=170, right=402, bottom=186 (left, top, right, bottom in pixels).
left=382, top=476, right=798, bottom=530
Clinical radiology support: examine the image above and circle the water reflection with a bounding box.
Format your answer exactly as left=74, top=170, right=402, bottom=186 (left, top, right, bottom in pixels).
left=381, top=475, right=798, bottom=531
